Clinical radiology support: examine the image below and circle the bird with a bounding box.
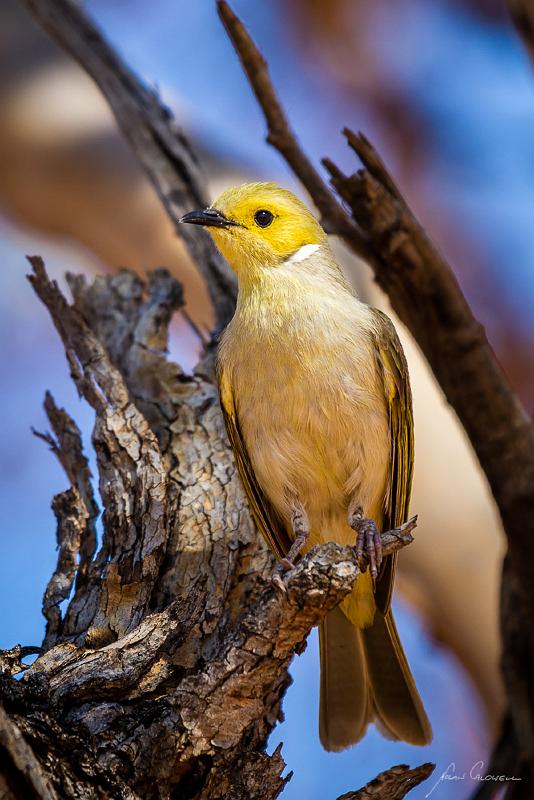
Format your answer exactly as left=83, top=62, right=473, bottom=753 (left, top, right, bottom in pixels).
left=180, top=182, right=432, bottom=751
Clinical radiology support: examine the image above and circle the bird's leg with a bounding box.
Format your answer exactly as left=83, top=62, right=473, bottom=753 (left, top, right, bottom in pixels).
left=271, top=499, right=309, bottom=591
left=282, top=501, right=310, bottom=568
left=348, top=504, right=383, bottom=584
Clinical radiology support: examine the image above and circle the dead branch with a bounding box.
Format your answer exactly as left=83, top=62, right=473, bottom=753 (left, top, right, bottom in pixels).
left=29, top=256, right=171, bottom=647
left=42, top=488, right=90, bottom=648
left=0, top=647, right=42, bottom=679
left=33, top=392, right=99, bottom=589
left=337, top=762, right=435, bottom=800
left=217, top=0, right=368, bottom=258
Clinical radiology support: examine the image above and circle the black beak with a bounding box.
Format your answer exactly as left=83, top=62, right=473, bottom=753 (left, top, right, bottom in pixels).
left=179, top=208, right=239, bottom=229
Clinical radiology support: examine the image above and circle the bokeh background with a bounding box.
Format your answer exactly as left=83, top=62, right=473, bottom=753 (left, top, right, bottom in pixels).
left=1, top=1, right=533, bottom=797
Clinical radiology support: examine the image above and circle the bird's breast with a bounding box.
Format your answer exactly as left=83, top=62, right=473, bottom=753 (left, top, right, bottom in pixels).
left=219, top=292, right=390, bottom=540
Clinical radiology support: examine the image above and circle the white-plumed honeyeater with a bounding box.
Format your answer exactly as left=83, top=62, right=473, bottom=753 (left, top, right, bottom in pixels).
left=181, top=182, right=432, bottom=751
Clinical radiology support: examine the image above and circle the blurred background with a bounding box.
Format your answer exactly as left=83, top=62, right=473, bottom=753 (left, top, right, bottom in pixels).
left=1, top=0, right=533, bottom=797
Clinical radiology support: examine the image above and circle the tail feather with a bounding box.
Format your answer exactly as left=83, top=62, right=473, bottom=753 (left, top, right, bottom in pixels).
left=319, top=604, right=432, bottom=751
left=362, top=610, right=432, bottom=746
left=319, top=607, right=370, bottom=751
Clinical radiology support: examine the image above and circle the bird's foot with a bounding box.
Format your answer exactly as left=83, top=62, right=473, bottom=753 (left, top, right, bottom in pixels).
left=349, top=507, right=383, bottom=584
left=270, top=559, right=293, bottom=593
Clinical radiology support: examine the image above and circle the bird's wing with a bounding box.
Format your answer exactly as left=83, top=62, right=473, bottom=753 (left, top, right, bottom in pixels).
left=371, top=309, right=414, bottom=613
left=218, top=365, right=292, bottom=560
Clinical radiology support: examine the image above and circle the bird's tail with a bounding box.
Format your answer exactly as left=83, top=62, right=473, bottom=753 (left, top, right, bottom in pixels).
left=319, top=605, right=432, bottom=751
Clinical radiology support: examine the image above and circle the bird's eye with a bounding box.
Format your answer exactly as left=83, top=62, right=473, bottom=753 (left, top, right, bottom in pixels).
left=254, top=209, right=274, bottom=228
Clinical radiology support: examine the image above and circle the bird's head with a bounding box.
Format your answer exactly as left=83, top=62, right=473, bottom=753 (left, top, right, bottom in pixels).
left=180, top=182, right=326, bottom=278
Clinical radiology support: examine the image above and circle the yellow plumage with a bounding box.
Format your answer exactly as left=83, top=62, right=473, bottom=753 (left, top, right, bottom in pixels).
left=181, top=182, right=431, bottom=750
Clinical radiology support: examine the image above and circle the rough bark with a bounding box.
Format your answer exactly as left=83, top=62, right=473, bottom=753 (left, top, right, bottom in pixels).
left=336, top=762, right=435, bottom=800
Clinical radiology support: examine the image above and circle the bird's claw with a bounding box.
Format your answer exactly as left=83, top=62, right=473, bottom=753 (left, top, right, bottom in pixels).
left=350, top=512, right=383, bottom=584
left=270, top=557, right=294, bottom=593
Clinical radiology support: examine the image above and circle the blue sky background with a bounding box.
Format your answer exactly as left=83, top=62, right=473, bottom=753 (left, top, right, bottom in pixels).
left=2, top=0, right=533, bottom=797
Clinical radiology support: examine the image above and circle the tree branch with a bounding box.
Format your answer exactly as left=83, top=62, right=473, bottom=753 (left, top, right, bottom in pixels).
left=323, top=132, right=534, bottom=611
left=20, top=0, right=236, bottom=330
left=29, top=536, right=409, bottom=710
left=0, top=647, right=42, bottom=679
left=337, top=762, right=435, bottom=800
left=217, top=0, right=369, bottom=259
left=33, top=392, right=99, bottom=593
left=507, top=1, right=534, bottom=67
left=42, top=488, right=90, bottom=648
left=29, top=256, right=171, bottom=647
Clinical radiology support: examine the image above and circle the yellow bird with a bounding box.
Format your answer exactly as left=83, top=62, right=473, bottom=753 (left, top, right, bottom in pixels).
left=181, top=182, right=431, bottom=751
